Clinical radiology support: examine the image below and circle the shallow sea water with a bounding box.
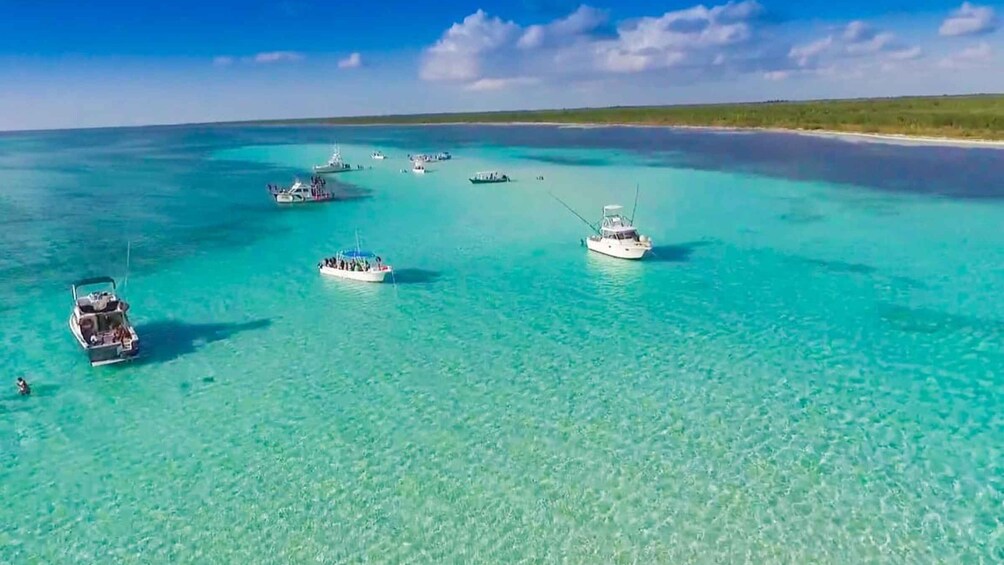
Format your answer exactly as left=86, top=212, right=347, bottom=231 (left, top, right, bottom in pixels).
left=1, top=125, right=1003, bottom=563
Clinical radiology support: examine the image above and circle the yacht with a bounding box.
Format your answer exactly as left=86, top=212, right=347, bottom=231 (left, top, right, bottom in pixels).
left=313, top=146, right=353, bottom=173
left=584, top=205, right=653, bottom=260
left=469, top=171, right=510, bottom=184
left=371, top=151, right=387, bottom=160
left=69, top=277, right=140, bottom=366
left=319, top=250, right=392, bottom=283
left=268, top=177, right=332, bottom=204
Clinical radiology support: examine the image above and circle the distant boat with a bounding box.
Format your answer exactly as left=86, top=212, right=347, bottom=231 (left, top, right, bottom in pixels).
left=410, top=151, right=451, bottom=163
left=412, top=160, right=427, bottom=174
left=268, top=178, right=333, bottom=204
left=69, top=276, right=140, bottom=366
left=314, top=146, right=353, bottom=173
left=371, top=151, right=387, bottom=160
left=469, top=171, right=510, bottom=184
left=319, top=250, right=392, bottom=283
left=436, top=151, right=452, bottom=161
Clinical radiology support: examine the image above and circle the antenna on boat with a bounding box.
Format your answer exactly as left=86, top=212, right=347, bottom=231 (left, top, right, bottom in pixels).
left=630, top=184, right=640, bottom=225
left=549, top=192, right=599, bottom=234
left=123, top=239, right=132, bottom=291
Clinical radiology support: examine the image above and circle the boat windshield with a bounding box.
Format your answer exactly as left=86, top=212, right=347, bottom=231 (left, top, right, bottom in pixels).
left=603, top=229, right=638, bottom=240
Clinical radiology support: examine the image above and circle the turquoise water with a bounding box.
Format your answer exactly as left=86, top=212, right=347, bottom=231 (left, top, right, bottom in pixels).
left=2, top=126, right=1003, bottom=563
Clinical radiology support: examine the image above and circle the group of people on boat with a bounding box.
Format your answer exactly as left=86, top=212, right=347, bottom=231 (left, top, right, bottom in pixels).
left=319, top=256, right=383, bottom=272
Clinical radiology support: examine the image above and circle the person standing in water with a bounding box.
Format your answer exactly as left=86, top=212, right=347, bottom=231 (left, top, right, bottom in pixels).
left=16, top=377, right=30, bottom=396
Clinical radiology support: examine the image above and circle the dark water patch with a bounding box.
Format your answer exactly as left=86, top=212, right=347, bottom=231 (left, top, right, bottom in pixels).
left=521, top=153, right=612, bottom=167
left=800, top=257, right=878, bottom=275
left=649, top=243, right=699, bottom=263
left=779, top=211, right=826, bottom=224
left=137, top=319, right=272, bottom=363
left=393, top=268, right=442, bottom=284
left=880, top=303, right=1004, bottom=336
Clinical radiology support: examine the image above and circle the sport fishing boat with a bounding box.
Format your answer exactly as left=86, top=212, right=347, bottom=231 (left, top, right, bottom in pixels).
left=584, top=205, right=653, bottom=260
left=314, top=146, right=353, bottom=173
left=69, top=276, right=140, bottom=366
left=469, top=171, right=510, bottom=184
left=268, top=177, right=333, bottom=204
left=318, top=250, right=393, bottom=283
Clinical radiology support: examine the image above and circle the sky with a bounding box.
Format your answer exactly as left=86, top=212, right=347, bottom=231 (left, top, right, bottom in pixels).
left=0, top=0, right=1001, bottom=130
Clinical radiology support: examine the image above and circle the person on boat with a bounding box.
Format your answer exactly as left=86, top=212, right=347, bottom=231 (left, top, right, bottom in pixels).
left=16, top=377, right=30, bottom=396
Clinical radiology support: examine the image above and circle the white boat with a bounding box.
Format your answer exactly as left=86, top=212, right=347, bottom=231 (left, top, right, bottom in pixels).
left=436, top=151, right=452, bottom=161
left=314, top=146, right=353, bottom=173
left=269, top=177, right=333, bottom=204
left=371, top=151, right=386, bottom=160
left=68, top=277, right=140, bottom=366
left=470, top=171, right=510, bottom=184
left=584, top=205, right=653, bottom=260
left=412, top=160, right=427, bottom=174
left=319, top=250, right=392, bottom=283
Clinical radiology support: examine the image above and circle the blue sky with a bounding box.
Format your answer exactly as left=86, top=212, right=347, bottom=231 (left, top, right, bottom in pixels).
left=0, top=0, right=1001, bottom=130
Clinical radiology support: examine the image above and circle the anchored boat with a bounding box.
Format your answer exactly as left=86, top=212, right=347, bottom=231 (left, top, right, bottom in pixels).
left=371, top=151, right=387, bottom=160
left=314, top=146, right=353, bottom=173
left=412, top=159, right=427, bottom=174
left=268, top=177, right=333, bottom=204
left=584, top=205, right=653, bottom=259
left=319, top=250, right=392, bottom=283
left=469, top=171, right=510, bottom=184
left=69, top=277, right=140, bottom=366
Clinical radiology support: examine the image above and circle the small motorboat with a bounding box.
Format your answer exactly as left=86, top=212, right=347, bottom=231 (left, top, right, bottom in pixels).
left=436, top=151, right=452, bottom=161
left=412, top=160, right=427, bottom=174
left=69, top=277, right=140, bottom=366
left=314, top=146, right=353, bottom=173
left=319, top=250, right=392, bottom=283
left=371, top=151, right=387, bottom=160
left=469, top=171, right=510, bottom=184
left=268, top=177, right=333, bottom=204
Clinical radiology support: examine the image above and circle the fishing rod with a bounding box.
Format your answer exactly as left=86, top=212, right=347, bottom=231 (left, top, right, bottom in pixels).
left=549, top=192, right=599, bottom=234
left=629, top=184, right=640, bottom=225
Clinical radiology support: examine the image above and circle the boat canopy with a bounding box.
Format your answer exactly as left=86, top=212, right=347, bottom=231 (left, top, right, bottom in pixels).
left=338, top=250, right=377, bottom=259
left=603, top=205, right=624, bottom=214
left=72, top=276, right=116, bottom=291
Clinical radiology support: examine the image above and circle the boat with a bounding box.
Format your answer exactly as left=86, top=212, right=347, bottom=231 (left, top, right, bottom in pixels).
left=436, top=151, right=452, bottom=161
left=268, top=177, right=333, bottom=204
left=583, top=205, right=653, bottom=260
left=319, top=250, right=393, bottom=283
left=409, top=152, right=451, bottom=163
left=313, top=146, right=353, bottom=173
left=469, top=171, right=510, bottom=184
left=371, top=151, right=387, bottom=160
left=68, top=277, right=140, bottom=366
left=412, top=160, right=427, bottom=174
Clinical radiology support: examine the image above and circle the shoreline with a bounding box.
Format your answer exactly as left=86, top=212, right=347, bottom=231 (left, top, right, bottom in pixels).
left=293, top=121, right=1004, bottom=149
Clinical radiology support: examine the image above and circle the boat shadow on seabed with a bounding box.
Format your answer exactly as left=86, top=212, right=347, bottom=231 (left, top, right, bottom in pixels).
left=137, top=319, right=272, bottom=363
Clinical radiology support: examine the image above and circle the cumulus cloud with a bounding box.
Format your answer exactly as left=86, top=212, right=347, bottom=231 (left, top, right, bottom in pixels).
left=939, top=3, right=997, bottom=37
left=338, top=52, right=362, bottom=69
left=212, top=56, right=235, bottom=67
left=253, top=51, right=304, bottom=64
left=939, top=41, right=994, bottom=68
left=464, top=77, right=540, bottom=91
left=788, top=21, right=920, bottom=71
left=420, top=1, right=766, bottom=89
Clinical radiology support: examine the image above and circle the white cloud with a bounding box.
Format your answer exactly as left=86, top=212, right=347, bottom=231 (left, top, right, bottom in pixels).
left=887, top=46, right=922, bottom=61
left=939, top=41, right=994, bottom=68
left=517, top=5, right=607, bottom=49
left=464, top=77, right=539, bottom=91
left=213, top=56, right=235, bottom=67
left=939, top=3, right=997, bottom=37
left=790, top=36, right=833, bottom=67
left=419, top=10, right=519, bottom=82
left=253, top=51, right=304, bottom=64
left=789, top=21, right=920, bottom=71
left=763, top=70, right=790, bottom=80
left=338, top=52, right=362, bottom=69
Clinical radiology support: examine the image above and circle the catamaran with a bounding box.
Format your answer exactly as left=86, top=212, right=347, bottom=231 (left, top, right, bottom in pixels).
left=552, top=189, right=653, bottom=260
left=319, top=250, right=393, bottom=283
left=469, top=171, right=510, bottom=184
left=69, top=276, right=140, bottom=366
left=268, top=177, right=333, bottom=204
left=314, top=146, right=353, bottom=173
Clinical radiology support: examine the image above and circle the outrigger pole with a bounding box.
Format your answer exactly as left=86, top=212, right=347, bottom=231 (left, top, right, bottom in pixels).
left=549, top=192, right=599, bottom=234
left=630, top=184, right=640, bottom=225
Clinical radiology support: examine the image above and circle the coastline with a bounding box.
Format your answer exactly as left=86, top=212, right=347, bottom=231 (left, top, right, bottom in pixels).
left=302, top=120, right=1004, bottom=149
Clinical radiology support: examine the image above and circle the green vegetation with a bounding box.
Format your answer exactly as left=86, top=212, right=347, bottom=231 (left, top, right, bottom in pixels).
left=240, top=95, right=1004, bottom=140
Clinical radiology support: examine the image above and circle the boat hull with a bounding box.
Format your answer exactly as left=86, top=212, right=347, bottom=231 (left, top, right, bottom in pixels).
left=274, top=194, right=333, bottom=204
left=319, top=266, right=391, bottom=283
left=469, top=178, right=509, bottom=184
left=585, top=238, right=651, bottom=260
left=68, top=317, right=140, bottom=366
left=314, top=165, right=352, bottom=174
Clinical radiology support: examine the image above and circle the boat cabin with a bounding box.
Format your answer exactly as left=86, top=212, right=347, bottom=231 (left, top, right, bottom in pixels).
left=598, top=205, right=640, bottom=240
left=71, top=278, right=132, bottom=346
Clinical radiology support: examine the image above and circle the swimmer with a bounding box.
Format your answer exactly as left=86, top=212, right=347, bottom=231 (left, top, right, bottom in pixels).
left=16, top=377, right=30, bottom=396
